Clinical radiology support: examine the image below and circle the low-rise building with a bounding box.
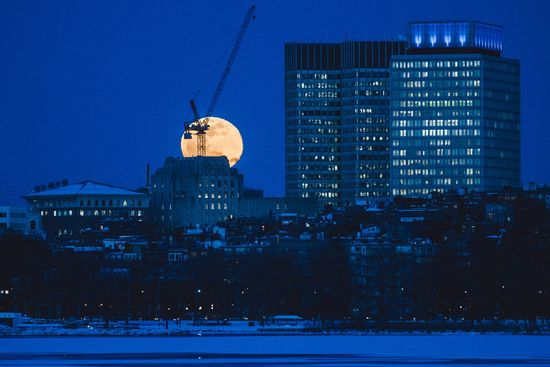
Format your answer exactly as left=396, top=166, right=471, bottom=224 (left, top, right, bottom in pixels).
left=0, top=206, right=41, bottom=235
left=23, top=181, right=150, bottom=239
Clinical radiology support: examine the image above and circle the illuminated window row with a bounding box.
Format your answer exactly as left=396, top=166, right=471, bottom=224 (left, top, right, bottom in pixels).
left=296, top=82, right=340, bottom=89
left=392, top=60, right=481, bottom=69
left=286, top=119, right=339, bottom=126
left=396, top=99, right=476, bottom=108
left=393, top=109, right=481, bottom=117
left=393, top=188, right=444, bottom=196
left=398, top=70, right=480, bottom=79
left=393, top=139, right=453, bottom=147
left=295, top=73, right=330, bottom=80
left=396, top=178, right=482, bottom=186
left=299, top=91, right=339, bottom=98
left=396, top=80, right=480, bottom=88
left=397, top=90, right=479, bottom=98
left=394, top=178, right=482, bottom=186
left=41, top=209, right=143, bottom=217
left=392, top=119, right=479, bottom=127
left=341, top=90, right=389, bottom=97
left=197, top=192, right=234, bottom=199
left=392, top=148, right=480, bottom=157
left=343, top=80, right=388, bottom=88
left=394, top=129, right=480, bottom=137
left=397, top=168, right=480, bottom=176
left=204, top=203, right=229, bottom=210
left=298, top=181, right=339, bottom=189
left=392, top=158, right=481, bottom=166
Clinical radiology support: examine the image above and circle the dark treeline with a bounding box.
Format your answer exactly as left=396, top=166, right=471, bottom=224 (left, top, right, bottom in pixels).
left=1, top=198, right=549, bottom=324
left=1, top=234, right=549, bottom=324
left=0, top=236, right=352, bottom=322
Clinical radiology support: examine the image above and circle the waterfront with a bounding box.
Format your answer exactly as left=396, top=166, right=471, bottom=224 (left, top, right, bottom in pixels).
left=1, top=335, right=549, bottom=366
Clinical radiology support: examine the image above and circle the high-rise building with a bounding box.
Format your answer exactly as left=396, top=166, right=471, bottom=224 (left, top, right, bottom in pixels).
left=390, top=21, right=520, bottom=196
left=285, top=41, right=407, bottom=206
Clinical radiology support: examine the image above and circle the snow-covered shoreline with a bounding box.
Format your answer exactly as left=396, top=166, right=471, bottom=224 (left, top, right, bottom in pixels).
left=2, top=317, right=549, bottom=337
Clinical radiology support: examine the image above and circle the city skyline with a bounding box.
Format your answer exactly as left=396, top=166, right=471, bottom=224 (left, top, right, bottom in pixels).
left=1, top=0, right=549, bottom=205
left=285, top=22, right=520, bottom=205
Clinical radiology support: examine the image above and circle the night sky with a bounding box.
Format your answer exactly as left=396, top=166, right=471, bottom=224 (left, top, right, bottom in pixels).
left=1, top=0, right=549, bottom=205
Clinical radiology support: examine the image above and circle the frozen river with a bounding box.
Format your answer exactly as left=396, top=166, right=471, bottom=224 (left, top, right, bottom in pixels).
left=1, top=335, right=549, bottom=366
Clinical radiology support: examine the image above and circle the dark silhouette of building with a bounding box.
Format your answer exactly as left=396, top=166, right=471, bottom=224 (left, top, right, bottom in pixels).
left=150, top=157, right=317, bottom=231
left=151, top=156, right=243, bottom=230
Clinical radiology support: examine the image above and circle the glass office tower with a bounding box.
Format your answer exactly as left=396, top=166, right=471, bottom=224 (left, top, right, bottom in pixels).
left=285, top=41, right=406, bottom=205
left=390, top=22, right=520, bottom=196
left=284, top=43, right=342, bottom=205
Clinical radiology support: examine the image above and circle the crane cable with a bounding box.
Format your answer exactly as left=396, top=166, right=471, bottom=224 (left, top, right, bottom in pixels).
left=192, top=46, right=229, bottom=102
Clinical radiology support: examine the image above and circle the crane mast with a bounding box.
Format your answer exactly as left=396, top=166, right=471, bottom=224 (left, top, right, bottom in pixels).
left=184, top=5, right=256, bottom=157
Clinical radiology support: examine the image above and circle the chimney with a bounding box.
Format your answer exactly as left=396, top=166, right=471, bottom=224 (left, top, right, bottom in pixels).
left=146, top=164, right=151, bottom=188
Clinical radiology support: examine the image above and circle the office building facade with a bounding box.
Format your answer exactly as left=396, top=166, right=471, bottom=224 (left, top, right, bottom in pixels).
left=390, top=21, right=520, bottom=196
left=285, top=41, right=407, bottom=206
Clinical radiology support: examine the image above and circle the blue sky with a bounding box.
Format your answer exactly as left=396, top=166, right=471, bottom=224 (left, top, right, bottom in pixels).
left=1, top=0, right=549, bottom=204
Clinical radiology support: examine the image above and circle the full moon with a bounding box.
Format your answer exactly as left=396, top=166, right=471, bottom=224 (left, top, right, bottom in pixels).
left=181, top=116, right=244, bottom=167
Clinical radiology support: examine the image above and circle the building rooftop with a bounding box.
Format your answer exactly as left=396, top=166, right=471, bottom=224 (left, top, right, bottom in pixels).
left=24, top=181, right=146, bottom=198
left=408, top=21, right=503, bottom=55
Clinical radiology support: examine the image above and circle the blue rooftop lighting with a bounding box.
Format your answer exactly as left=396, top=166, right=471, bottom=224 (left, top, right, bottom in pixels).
left=408, top=21, right=503, bottom=54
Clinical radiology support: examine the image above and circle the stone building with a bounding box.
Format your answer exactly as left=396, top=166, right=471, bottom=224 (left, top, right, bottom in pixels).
left=23, top=181, right=149, bottom=239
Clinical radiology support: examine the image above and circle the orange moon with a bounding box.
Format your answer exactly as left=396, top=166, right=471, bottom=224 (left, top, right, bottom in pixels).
left=180, top=116, right=244, bottom=167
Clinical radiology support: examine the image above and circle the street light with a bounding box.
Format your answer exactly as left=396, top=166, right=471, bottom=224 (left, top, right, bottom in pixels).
left=194, top=289, right=202, bottom=326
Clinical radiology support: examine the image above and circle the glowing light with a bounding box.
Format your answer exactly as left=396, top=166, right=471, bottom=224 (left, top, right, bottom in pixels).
left=181, top=116, right=244, bottom=167
left=409, top=21, right=502, bottom=52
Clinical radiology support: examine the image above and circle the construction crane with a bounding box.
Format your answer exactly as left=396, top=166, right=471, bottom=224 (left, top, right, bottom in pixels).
left=184, top=5, right=256, bottom=157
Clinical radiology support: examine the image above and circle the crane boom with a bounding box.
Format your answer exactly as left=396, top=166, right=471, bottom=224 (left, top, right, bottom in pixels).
left=184, top=5, right=256, bottom=157
left=204, top=5, right=255, bottom=121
